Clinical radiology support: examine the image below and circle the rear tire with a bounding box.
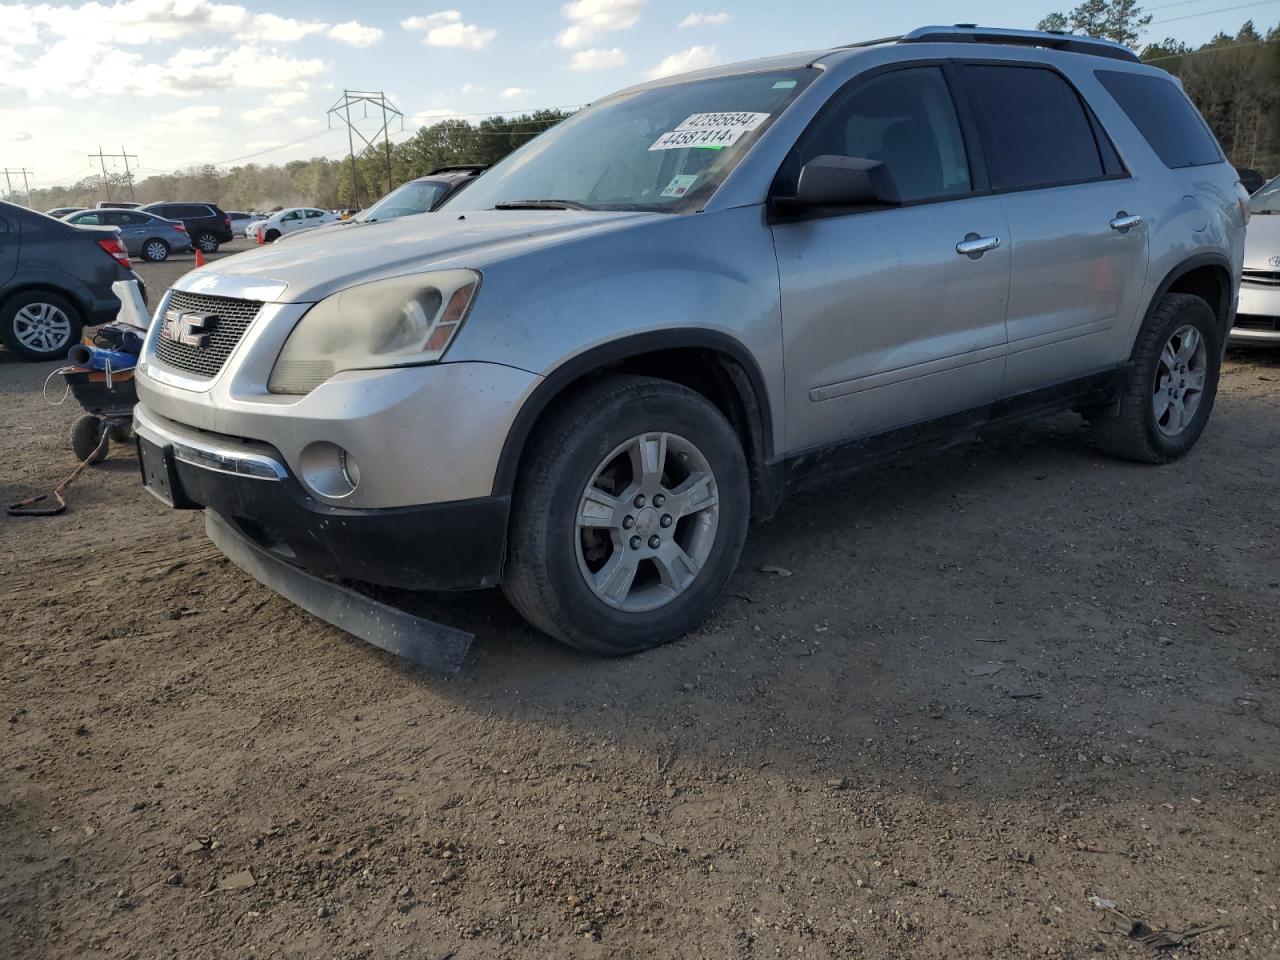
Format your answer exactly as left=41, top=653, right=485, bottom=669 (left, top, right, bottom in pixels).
left=502, top=375, right=750, bottom=655
left=195, top=232, right=219, bottom=253
left=1090, top=293, right=1221, bottom=463
left=0, top=290, right=83, bottom=362
left=71, top=415, right=108, bottom=465
left=142, top=238, right=170, bottom=262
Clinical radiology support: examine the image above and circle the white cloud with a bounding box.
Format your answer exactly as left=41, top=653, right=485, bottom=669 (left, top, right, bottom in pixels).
left=461, top=83, right=483, bottom=95
left=240, top=13, right=327, bottom=43
left=244, top=105, right=286, bottom=124
left=647, top=44, right=719, bottom=79
left=556, top=0, right=643, bottom=49
left=292, top=116, right=319, bottom=128
left=266, top=90, right=308, bottom=108
left=570, top=47, right=627, bottom=70
left=678, top=12, right=730, bottom=28
left=400, top=11, right=459, bottom=30
left=11, top=39, right=326, bottom=99
left=402, top=10, right=494, bottom=48
left=328, top=20, right=383, bottom=47
left=500, top=87, right=532, bottom=100
left=13, top=0, right=250, bottom=46
left=155, top=104, right=222, bottom=124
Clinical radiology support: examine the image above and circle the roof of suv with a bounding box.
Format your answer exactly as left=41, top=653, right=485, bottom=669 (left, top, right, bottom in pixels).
left=612, top=24, right=1142, bottom=99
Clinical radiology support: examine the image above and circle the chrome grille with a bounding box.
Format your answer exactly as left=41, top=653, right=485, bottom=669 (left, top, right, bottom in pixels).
left=153, top=290, right=264, bottom=379
left=1242, top=269, right=1280, bottom=286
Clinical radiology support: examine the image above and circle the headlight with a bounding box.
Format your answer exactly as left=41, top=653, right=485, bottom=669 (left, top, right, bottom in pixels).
left=267, top=269, right=480, bottom=395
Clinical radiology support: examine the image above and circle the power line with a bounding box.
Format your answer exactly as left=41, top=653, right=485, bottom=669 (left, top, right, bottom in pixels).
left=407, top=103, right=585, bottom=119
left=209, top=129, right=336, bottom=167
left=1, top=168, right=33, bottom=205
left=88, top=146, right=138, bottom=201
left=1143, top=37, right=1270, bottom=59
left=1150, top=0, right=1280, bottom=25
left=328, top=89, right=404, bottom=206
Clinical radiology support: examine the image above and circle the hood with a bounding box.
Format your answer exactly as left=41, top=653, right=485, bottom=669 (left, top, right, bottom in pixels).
left=1244, top=214, right=1280, bottom=270
left=179, top=208, right=662, bottom=303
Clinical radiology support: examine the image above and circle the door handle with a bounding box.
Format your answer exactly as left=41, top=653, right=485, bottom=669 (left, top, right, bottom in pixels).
left=1110, top=212, right=1143, bottom=231
left=956, top=233, right=1000, bottom=258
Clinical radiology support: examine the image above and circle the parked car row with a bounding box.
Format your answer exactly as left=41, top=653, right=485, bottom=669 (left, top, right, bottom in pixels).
left=0, top=200, right=142, bottom=361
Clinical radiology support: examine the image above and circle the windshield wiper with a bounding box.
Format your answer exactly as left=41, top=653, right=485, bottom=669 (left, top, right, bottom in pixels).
left=493, top=199, right=593, bottom=211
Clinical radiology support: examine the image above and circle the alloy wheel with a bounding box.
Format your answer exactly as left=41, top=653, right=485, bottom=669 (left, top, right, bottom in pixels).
left=1153, top=323, right=1207, bottom=437
left=145, top=240, right=168, bottom=261
left=13, top=302, right=72, bottom=353
left=575, top=431, right=720, bottom=613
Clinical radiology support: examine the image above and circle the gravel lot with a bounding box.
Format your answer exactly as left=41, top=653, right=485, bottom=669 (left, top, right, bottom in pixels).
left=2, top=249, right=1278, bottom=959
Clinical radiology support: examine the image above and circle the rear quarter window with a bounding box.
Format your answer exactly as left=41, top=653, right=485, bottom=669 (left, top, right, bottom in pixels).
left=1095, top=70, right=1223, bottom=169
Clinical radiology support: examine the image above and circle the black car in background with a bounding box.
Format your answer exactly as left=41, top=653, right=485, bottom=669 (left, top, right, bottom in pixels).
left=1237, top=168, right=1267, bottom=194
left=138, top=201, right=233, bottom=253
left=348, top=165, right=487, bottom=224
left=0, top=202, right=141, bottom=361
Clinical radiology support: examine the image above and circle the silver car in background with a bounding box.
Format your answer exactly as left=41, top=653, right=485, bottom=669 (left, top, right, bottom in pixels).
left=63, top=208, right=193, bottom=262
left=133, top=26, right=1245, bottom=658
left=1233, top=177, right=1280, bottom=344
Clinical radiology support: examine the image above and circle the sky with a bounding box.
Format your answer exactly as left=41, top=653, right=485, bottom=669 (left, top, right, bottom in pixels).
left=0, top=0, right=1276, bottom=192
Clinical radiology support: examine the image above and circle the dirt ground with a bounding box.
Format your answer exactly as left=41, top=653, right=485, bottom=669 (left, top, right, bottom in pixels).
left=2, top=248, right=1278, bottom=959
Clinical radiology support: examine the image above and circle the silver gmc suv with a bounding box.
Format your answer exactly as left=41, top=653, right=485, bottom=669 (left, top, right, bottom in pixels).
left=133, top=26, right=1247, bottom=656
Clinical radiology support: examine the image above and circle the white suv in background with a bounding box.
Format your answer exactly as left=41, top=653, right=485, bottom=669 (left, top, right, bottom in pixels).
left=253, top=207, right=340, bottom=243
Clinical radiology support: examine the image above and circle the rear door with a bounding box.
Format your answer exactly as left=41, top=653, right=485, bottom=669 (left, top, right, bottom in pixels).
left=771, top=64, right=1011, bottom=451
left=960, top=62, right=1150, bottom=397
left=106, top=210, right=147, bottom=251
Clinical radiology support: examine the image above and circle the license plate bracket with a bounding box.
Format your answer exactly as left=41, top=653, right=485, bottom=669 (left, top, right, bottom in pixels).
left=137, top=436, right=196, bottom=509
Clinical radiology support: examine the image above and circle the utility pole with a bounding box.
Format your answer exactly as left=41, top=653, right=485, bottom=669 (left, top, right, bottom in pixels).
left=0, top=168, right=33, bottom=206
left=327, top=90, right=404, bottom=209
left=88, top=146, right=139, bottom=202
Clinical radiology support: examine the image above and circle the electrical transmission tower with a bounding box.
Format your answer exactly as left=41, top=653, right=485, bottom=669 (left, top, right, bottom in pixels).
left=1, top=168, right=33, bottom=206
left=327, top=90, right=404, bottom=209
left=88, top=146, right=139, bottom=201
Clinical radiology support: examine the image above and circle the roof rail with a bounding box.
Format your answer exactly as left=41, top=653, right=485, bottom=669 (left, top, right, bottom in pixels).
left=901, top=24, right=1141, bottom=63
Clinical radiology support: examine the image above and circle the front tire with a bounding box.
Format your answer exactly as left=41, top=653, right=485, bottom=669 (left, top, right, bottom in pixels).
left=1090, top=293, right=1221, bottom=463
left=142, top=238, right=170, bottom=262
left=264, top=229, right=280, bottom=243
left=0, top=290, right=83, bottom=361
left=503, top=375, right=749, bottom=655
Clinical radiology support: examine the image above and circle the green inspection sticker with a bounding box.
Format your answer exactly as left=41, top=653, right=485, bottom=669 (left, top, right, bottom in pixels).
left=772, top=80, right=797, bottom=89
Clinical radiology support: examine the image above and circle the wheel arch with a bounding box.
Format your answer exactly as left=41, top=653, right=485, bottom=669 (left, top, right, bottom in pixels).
left=0, top=281, right=89, bottom=320
left=492, top=330, right=783, bottom=520
left=1141, top=253, right=1233, bottom=348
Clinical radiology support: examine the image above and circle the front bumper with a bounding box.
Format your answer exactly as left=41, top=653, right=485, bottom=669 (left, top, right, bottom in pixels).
left=133, top=405, right=509, bottom=591
left=1232, top=282, right=1280, bottom=344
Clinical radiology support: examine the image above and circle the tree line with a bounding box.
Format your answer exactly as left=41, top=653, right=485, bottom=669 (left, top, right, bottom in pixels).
left=22, top=110, right=574, bottom=213
left=15, top=10, right=1280, bottom=213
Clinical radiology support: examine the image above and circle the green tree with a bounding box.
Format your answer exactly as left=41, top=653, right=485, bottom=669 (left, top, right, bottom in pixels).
left=1037, top=0, right=1152, bottom=46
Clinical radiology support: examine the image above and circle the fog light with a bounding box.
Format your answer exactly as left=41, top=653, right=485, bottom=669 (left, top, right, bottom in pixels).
left=298, top=442, right=360, bottom=499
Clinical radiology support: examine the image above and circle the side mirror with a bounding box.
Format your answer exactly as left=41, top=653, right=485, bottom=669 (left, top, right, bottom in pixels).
left=790, top=155, right=901, bottom=208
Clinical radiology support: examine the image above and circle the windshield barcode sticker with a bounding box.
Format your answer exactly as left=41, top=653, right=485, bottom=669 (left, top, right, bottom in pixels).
left=676, top=112, right=770, bottom=132
left=649, top=111, right=770, bottom=151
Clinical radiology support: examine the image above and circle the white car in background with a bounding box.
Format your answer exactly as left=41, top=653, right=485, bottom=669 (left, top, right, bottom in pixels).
left=252, top=207, right=340, bottom=243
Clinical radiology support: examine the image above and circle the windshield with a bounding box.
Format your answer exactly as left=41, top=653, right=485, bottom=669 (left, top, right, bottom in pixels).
left=1249, top=177, right=1280, bottom=214
left=355, top=180, right=450, bottom=223
left=447, top=68, right=816, bottom=213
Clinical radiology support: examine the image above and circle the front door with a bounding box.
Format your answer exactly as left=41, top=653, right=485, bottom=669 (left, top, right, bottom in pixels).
left=770, top=64, right=1011, bottom=452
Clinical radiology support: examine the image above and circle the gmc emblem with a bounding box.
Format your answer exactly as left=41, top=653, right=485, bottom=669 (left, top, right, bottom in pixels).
left=160, top=309, right=215, bottom=348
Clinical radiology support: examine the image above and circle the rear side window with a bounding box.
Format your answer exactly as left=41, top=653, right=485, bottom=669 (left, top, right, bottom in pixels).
left=1095, top=70, right=1222, bottom=169
left=965, top=65, right=1107, bottom=191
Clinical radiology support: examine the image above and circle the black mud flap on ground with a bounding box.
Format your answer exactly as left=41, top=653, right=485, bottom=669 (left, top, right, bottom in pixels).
left=206, top=512, right=474, bottom=677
